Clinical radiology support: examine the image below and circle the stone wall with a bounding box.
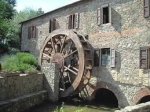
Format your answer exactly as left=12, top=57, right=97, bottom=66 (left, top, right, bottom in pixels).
left=21, top=0, right=150, bottom=107
left=0, top=72, right=47, bottom=112
left=41, top=63, right=59, bottom=102
left=0, top=72, right=44, bottom=101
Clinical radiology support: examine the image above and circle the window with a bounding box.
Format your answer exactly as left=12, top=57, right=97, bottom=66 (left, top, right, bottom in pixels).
left=101, top=48, right=110, bottom=66
left=67, top=13, right=79, bottom=29
left=94, top=49, right=100, bottom=67
left=97, top=4, right=112, bottom=25
left=144, top=0, right=150, bottom=18
left=28, top=26, right=36, bottom=39
left=139, top=47, right=150, bottom=69
left=93, top=48, right=116, bottom=67
left=49, top=18, right=56, bottom=33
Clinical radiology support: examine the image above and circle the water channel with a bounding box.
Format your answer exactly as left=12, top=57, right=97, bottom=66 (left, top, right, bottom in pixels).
left=26, top=88, right=119, bottom=112
left=26, top=99, right=118, bottom=112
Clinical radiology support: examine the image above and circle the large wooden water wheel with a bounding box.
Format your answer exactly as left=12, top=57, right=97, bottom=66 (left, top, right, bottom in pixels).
left=39, top=29, right=93, bottom=97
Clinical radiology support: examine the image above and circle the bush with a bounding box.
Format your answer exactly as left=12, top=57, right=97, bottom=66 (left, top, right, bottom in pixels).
left=0, top=52, right=38, bottom=73
left=54, top=106, right=84, bottom=112
left=0, top=43, right=8, bottom=54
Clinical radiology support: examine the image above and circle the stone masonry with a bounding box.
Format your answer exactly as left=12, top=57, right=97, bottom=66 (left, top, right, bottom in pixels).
left=41, top=63, right=59, bottom=102
left=0, top=72, right=47, bottom=112
left=20, top=0, right=150, bottom=108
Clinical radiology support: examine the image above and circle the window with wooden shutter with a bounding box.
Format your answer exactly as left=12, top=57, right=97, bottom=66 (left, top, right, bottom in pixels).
left=28, top=26, right=32, bottom=39
left=66, top=15, right=70, bottom=29
left=32, top=26, right=36, bottom=38
left=75, top=13, right=79, bottom=29
left=144, top=0, right=150, bottom=18
left=28, top=26, right=36, bottom=39
left=110, top=49, right=116, bottom=67
left=140, top=47, right=149, bottom=69
left=49, top=18, right=56, bottom=33
left=67, top=13, right=79, bottom=29
left=98, top=4, right=112, bottom=25
left=97, top=8, right=101, bottom=25
left=109, top=6, right=112, bottom=23
left=94, top=49, right=100, bottom=66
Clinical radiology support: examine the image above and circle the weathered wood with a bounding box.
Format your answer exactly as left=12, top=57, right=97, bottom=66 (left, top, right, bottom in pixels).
left=39, top=29, right=93, bottom=97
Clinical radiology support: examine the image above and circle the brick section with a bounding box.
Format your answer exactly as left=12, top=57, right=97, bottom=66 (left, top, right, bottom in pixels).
left=132, top=88, right=150, bottom=104
left=89, top=28, right=142, bottom=38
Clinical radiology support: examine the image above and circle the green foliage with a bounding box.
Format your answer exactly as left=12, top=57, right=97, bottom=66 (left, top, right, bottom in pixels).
left=54, top=106, right=84, bottom=112
left=54, top=106, right=67, bottom=112
left=0, top=0, right=16, bottom=50
left=0, top=42, right=8, bottom=53
left=0, top=52, right=38, bottom=73
left=9, top=7, right=44, bottom=48
left=0, top=0, right=15, bottom=20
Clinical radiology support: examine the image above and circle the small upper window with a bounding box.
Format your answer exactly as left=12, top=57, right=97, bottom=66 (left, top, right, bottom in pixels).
left=103, top=7, right=109, bottom=24
left=97, top=4, right=111, bottom=25
left=49, top=18, right=56, bottom=33
left=67, top=13, right=79, bottom=29
left=28, top=26, right=36, bottom=39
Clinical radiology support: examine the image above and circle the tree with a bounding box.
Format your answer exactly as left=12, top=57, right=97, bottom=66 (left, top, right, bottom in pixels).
left=5, top=0, right=16, bottom=6
left=0, top=0, right=16, bottom=42
left=9, top=7, right=44, bottom=48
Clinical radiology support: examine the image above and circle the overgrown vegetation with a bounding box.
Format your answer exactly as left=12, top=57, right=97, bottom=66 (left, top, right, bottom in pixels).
left=0, top=52, right=38, bottom=73
left=0, top=0, right=44, bottom=53
left=54, top=106, right=84, bottom=112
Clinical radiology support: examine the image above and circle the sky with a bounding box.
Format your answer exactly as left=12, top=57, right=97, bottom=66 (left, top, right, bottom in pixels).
left=15, top=0, right=80, bottom=13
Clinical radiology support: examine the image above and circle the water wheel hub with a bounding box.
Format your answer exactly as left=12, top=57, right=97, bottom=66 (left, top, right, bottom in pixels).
left=51, top=53, right=64, bottom=68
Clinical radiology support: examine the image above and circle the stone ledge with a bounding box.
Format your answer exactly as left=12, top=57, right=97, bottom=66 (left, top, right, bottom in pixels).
left=0, top=71, right=43, bottom=78
left=0, top=90, right=48, bottom=112
left=115, top=102, right=150, bottom=112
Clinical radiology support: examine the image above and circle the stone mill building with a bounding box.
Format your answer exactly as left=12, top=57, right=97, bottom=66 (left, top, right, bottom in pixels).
left=20, top=0, right=150, bottom=108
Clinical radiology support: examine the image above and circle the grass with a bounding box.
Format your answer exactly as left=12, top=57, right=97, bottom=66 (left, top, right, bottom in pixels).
left=0, top=52, right=38, bottom=73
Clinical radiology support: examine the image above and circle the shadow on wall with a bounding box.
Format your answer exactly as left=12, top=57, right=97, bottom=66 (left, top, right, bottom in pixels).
left=111, top=7, right=122, bottom=33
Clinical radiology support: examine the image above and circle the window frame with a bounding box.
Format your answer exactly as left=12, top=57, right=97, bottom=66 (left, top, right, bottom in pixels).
left=144, top=0, right=150, bottom=18
left=93, top=48, right=116, bottom=67
left=101, top=48, right=111, bottom=67
left=67, top=13, right=79, bottom=29
left=28, top=26, right=36, bottom=39
left=97, top=4, right=112, bottom=25
left=139, top=46, right=150, bottom=69
left=49, top=18, right=56, bottom=33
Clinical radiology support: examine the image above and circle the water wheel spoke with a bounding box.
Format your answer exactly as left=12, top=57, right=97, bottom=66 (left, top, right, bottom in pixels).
left=64, top=66, right=78, bottom=75
left=50, top=37, right=56, bottom=53
left=42, top=53, right=51, bottom=59
left=60, top=36, right=67, bottom=53
left=72, top=67, right=78, bottom=72
left=66, top=72, right=72, bottom=83
left=60, top=72, right=66, bottom=90
left=64, top=50, right=77, bottom=59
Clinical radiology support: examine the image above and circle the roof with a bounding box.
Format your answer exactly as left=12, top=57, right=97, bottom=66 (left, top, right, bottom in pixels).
left=20, top=0, right=82, bottom=24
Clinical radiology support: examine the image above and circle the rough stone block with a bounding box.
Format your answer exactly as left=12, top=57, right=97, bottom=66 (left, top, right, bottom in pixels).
left=42, top=62, right=59, bottom=102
